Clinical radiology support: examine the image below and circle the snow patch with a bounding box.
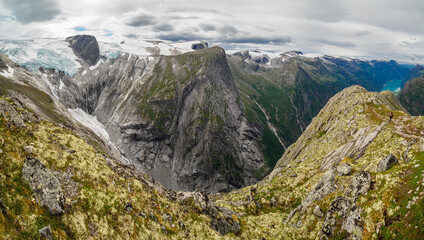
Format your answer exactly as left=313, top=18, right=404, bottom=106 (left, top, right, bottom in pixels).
left=68, top=108, right=110, bottom=142
left=82, top=70, right=87, bottom=76
left=59, top=80, right=65, bottom=90
left=89, top=59, right=103, bottom=70
left=0, top=65, right=14, bottom=78
left=40, top=72, right=59, bottom=100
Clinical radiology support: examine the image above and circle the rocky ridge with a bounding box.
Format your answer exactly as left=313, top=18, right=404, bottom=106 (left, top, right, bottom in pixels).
left=214, top=85, right=424, bottom=239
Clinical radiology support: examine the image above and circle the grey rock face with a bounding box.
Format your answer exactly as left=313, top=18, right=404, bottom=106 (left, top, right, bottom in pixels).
left=50, top=47, right=264, bottom=193
left=320, top=171, right=370, bottom=239
left=337, top=163, right=352, bottom=176
left=286, top=169, right=336, bottom=223
left=376, top=154, right=398, bottom=172
left=22, top=157, right=65, bottom=214
left=420, top=138, right=424, bottom=152
left=39, top=225, right=52, bottom=240
left=66, top=35, right=100, bottom=66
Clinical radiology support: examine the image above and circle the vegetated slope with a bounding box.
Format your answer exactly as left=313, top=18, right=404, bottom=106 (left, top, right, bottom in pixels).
left=214, top=85, right=424, bottom=239
left=0, top=78, right=243, bottom=239
left=3, top=73, right=424, bottom=239
left=398, top=76, right=424, bottom=116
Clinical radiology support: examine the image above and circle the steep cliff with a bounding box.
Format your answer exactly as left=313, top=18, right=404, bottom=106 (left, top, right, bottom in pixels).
left=45, top=47, right=266, bottom=193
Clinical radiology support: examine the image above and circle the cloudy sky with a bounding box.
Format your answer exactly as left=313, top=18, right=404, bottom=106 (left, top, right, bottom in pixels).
left=0, top=0, right=424, bottom=63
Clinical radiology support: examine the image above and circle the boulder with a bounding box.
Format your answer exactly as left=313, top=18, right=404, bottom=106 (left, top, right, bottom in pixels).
left=313, top=205, right=324, bottom=218
left=345, top=171, right=371, bottom=199
left=336, top=163, right=352, bottom=176
left=376, top=154, right=398, bottom=172
left=22, top=157, right=65, bottom=214
left=24, top=146, right=34, bottom=154
left=39, top=225, right=52, bottom=240
left=420, top=138, right=424, bottom=152
left=124, top=202, right=133, bottom=213
left=269, top=197, right=277, bottom=207
left=290, top=173, right=297, bottom=178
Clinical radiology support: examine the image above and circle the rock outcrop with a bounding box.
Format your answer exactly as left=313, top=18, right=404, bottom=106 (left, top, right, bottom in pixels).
left=39, top=225, right=52, bottom=240
left=66, top=35, right=100, bottom=66
left=376, top=154, right=398, bottom=172
left=337, top=163, right=352, bottom=176
left=191, top=41, right=208, bottom=50
left=22, top=157, right=65, bottom=214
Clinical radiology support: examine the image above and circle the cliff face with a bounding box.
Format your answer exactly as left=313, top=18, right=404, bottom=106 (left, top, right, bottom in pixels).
left=47, top=47, right=266, bottom=193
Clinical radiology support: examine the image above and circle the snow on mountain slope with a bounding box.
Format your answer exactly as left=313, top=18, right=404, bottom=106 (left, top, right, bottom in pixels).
left=98, top=39, right=205, bottom=58
left=0, top=37, right=206, bottom=77
left=0, top=38, right=82, bottom=76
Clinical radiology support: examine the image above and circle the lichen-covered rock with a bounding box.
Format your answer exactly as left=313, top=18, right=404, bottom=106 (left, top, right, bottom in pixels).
left=337, top=163, right=352, bottom=176
left=376, top=154, right=398, bottom=172
left=22, top=157, right=65, bottom=214
left=286, top=169, right=336, bottom=223
left=344, top=171, right=371, bottom=199
left=39, top=225, right=52, bottom=240
left=0, top=99, right=27, bottom=128
left=210, top=215, right=241, bottom=235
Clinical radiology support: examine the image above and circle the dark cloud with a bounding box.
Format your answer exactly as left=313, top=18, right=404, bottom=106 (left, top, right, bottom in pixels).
left=124, top=34, right=138, bottom=38
left=355, top=31, right=371, bottom=37
left=157, top=32, right=205, bottom=42
left=228, top=36, right=292, bottom=45
left=153, top=24, right=174, bottom=32
left=200, top=23, right=217, bottom=32
left=125, top=14, right=155, bottom=27
left=168, top=15, right=201, bottom=20
left=3, top=0, right=60, bottom=24
left=219, top=25, right=238, bottom=35
left=316, top=39, right=356, bottom=48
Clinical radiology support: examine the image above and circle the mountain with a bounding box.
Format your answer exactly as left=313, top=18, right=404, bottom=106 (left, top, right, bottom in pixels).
left=227, top=50, right=408, bottom=159
left=2, top=79, right=424, bottom=239
left=398, top=76, right=424, bottom=116
left=0, top=37, right=269, bottom=194
left=215, top=86, right=424, bottom=239
left=0, top=36, right=411, bottom=194
left=401, top=64, right=424, bottom=88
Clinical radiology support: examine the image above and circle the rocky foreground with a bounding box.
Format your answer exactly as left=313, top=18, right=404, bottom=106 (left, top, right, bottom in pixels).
left=1, top=81, right=424, bottom=239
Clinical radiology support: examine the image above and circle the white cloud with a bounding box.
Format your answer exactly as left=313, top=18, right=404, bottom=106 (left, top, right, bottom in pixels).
left=0, top=0, right=423, bottom=63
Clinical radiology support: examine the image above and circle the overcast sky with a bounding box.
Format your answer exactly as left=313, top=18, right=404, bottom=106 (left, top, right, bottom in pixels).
left=0, top=0, right=424, bottom=63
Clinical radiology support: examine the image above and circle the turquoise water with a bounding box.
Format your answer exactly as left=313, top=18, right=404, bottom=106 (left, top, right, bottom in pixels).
left=381, top=79, right=403, bottom=94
